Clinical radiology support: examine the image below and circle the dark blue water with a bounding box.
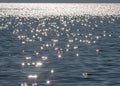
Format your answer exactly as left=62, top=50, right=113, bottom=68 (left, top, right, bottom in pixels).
left=0, top=16, right=120, bottom=86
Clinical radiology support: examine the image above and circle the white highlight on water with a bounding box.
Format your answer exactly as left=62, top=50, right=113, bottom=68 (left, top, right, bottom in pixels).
left=28, top=74, right=38, bottom=79
left=0, top=3, right=120, bottom=17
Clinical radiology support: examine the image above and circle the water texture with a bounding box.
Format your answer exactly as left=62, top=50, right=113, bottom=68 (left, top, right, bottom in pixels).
left=0, top=3, right=120, bottom=86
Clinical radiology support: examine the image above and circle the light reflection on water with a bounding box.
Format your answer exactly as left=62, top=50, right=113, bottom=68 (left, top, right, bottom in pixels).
left=0, top=3, right=120, bottom=17
left=0, top=3, right=120, bottom=86
left=12, top=16, right=120, bottom=86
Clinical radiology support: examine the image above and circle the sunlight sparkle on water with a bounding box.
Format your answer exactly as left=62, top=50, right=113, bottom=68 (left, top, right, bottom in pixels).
left=46, top=80, right=51, bottom=85
left=21, top=83, right=28, bottom=86
left=1, top=3, right=119, bottom=86
left=25, top=56, right=32, bottom=60
left=32, top=83, right=37, bottom=86
left=41, top=56, right=48, bottom=61
left=28, top=74, right=38, bottom=79
left=50, top=69, right=54, bottom=74
left=0, top=3, right=120, bottom=17
left=35, top=62, right=43, bottom=67
left=76, top=53, right=79, bottom=57
left=21, top=62, right=25, bottom=66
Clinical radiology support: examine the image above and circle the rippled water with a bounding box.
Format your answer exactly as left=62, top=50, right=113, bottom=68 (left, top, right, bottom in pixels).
left=0, top=3, right=120, bottom=86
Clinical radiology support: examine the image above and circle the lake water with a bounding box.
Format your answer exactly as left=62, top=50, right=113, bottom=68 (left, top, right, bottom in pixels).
left=0, top=3, right=120, bottom=86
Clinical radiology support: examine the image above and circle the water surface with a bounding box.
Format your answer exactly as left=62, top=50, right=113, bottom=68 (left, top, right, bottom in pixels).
left=0, top=3, right=120, bottom=86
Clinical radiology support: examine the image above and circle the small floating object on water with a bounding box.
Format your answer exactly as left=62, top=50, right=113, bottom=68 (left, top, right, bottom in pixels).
left=82, top=72, right=88, bottom=78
